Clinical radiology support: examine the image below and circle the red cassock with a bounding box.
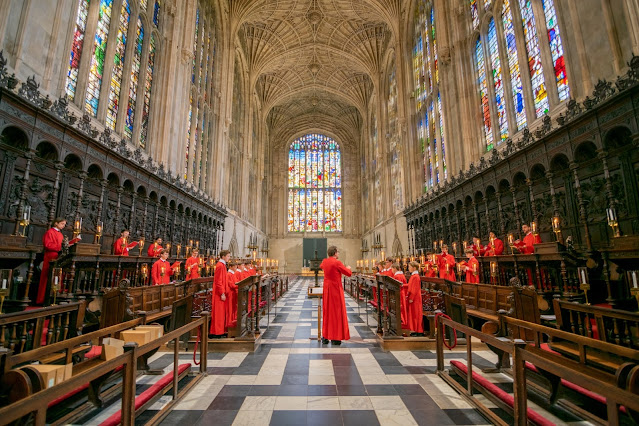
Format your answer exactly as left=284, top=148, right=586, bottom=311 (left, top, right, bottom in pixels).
left=37, top=228, right=64, bottom=304
left=151, top=259, right=178, bottom=285
left=471, top=244, right=486, bottom=257
left=320, top=257, right=352, bottom=341
left=438, top=254, right=456, bottom=281
left=394, top=271, right=408, bottom=328
left=113, top=238, right=138, bottom=256
left=210, top=261, right=228, bottom=335
left=407, top=272, right=424, bottom=333
left=226, top=271, right=238, bottom=324
left=485, top=238, right=504, bottom=256
left=147, top=243, right=163, bottom=257
left=423, top=263, right=437, bottom=278
left=514, top=233, right=541, bottom=254
left=185, top=256, right=200, bottom=280
left=250, top=267, right=257, bottom=276
left=465, top=257, right=480, bottom=284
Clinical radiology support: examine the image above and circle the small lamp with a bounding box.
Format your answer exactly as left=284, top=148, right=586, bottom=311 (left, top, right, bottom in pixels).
left=577, top=266, right=590, bottom=305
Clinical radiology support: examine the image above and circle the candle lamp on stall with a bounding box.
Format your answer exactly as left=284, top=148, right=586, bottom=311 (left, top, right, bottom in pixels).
left=138, top=237, right=145, bottom=256
left=18, top=205, right=31, bottom=237
left=607, top=208, right=621, bottom=238
left=51, top=267, right=63, bottom=305
left=73, top=217, right=82, bottom=239
left=507, top=234, right=515, bottom=254
left=452, top=242, right=457, bottom=257
left=196, top=240, right=200, bottom=249
left=165, top=242, right=171, bottom=256
left=176, top=243, right=182, bottom=258
left=433, top=241, right=438, bottom=252
left=0, top=269, right=12, bottom=314
left=577, top=267, right=591, bottom=305
left=628, top=271, right=639, bottom=306
left=531, top=220, right=538, bottom=236
left=456, top=263, right=463, bottom=281
left=141, top=263, right=149, bottom=285
left=462, top=241, right=468, bottom=252
left=490, top=261, right=498, bottom=282
left=95, top=220, right=103, bottom=244
left=551, top=216, right=563, bottom=243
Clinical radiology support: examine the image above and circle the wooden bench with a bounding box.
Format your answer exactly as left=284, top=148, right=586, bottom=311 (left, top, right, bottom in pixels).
left=0, top=302, right=87, bottom=365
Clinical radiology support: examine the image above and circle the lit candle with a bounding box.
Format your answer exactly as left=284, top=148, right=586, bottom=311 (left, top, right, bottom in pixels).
left=452, top=242, right=457, bottom=255
left=96, top=221, right=103, bottom=235
left=440, top=240, right=444, bottom=249
left=433, top=241, right=437, bottom=250
left=196, top=240, right=200, bottom=248
left=489, top=236, right=495, bottom=246
left=552, top=216, right=560, bottom=231
left=161, top=265, right=165, bottom=276
left=491, top=261, right=498, bottom=275
left=54, top=276, right=59, bottom=285
left=531, top=221, right=537, bottom=234
left=189, top=239, right=193, bottom=247
left=508, top=234, right=514, bottom=245
left=463, top=241, right=468, bottom=251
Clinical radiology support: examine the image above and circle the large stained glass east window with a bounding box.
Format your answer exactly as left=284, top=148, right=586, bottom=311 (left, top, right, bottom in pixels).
left=66, top=0, right=90, bottom=101
left=85, top=0, right=113, bottom=116
left=106, top=0, right=130, bottom=130
left=140, top=32, right=156, bottom=148
left=287, top=134, right=342, bottom=233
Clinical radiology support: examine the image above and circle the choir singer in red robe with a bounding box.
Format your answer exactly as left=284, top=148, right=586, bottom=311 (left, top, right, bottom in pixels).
left=151, top=250, right=180, bottom=285
left=438, top=245, right=456, bottom=281
left=147, top=237, right=163, bottom=257
left=484, top=231, right=504, bottom=256
left=513, top=224, right=542, bottom=254
left=37, top=218, right=80, bottom=304
left=464, top=248, right=480, bottom=284
left=210, top=250, right=230, bottom=338
left=407, top=261, right=424, bottom=336
left=113, top=229, right=138, bottom=256
left=391, top=263, right=408, bottom=328
left=320, top=246, right=352, bottom=345
left=185, top=248, right=200, bottom=280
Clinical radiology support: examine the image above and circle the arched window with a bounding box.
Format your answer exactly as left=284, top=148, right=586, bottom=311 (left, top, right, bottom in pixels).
left=413, top=1, right=447, bottom=192
left=65, top=0, right=161, bottom=148
left=387, top=57, right=402, bottom=213
left=184, top=5, right=216, bottom=190
left=287, top=134, right=342, bottom=233
left=471, top=0, right=569, bottom=150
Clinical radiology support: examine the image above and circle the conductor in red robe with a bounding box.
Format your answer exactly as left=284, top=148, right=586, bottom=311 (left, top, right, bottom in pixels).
left=147, top=237, right=163, bottom=257
left=407, top=261, right=424, bottom=336
left=513, top=224, right=542, bottom=254
left=151, top=250, right=180, bottom=285
left=484, top=231, right=504, bottom=256
left=37, top=218, right=80, bottom=304
left=113, top=229, right=138, bottom=256
left=438, top=245, right=456, bottom=281
left=320, top=246, right=352, bottom=345
left=210, top=250, right=230, bottom=338
left=185, top=248, right=201, bottom=280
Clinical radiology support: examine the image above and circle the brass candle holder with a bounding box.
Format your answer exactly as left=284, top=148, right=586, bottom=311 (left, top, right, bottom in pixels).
left=73, top=217, right=82, bottom=239
left=508, top=233, right=515, bottom=254
left=452, top=242, right=457, bottom=257
left=141, top=263, right=149, bottom=284
left=18, top=205, right=31, bottom=237
left=95, top=221, right=103, bottom=244
left=51, top=267, right=63, bottom=305
left=490, top=261, right=498, bottom=278
left=165, top=242, right=171, bottom=255
left=138, top=237, right=145, bottom=256
left=607, top=208, right=621, bottom=237
left=177, top=243, right=182, bottom=258
left=577, top=266, right=590, bottom=305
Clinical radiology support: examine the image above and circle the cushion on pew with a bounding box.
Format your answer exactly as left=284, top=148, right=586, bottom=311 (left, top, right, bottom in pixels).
left=525, top=362, right=627, bottom=414
left=99, top=363, right=191, bottom=426
left=84, top=345, right=102, bottom=359
left=450, top=360, right=554, bottom=426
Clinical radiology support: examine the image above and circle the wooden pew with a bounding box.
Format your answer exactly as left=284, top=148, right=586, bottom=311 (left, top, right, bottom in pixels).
left=0, top=302, right=86, bottom=356
left=553, top=299, right=639, bottom=349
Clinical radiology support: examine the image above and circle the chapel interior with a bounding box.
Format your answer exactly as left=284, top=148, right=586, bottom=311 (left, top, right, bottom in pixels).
left=0, top=0, right=638, bottom=425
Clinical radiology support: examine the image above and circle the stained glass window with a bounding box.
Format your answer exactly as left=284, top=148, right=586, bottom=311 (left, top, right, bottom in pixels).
left=437, top=93, right=447, bottom=179
left=140, top=32, right=156, bottom=148
left=388, top=62, right=402, bottom=212
left=192, top=9, right=199, bottom=84
left=287, top=134, right=342, bottom=233
left=66, top=0, right=90, bottom=101
left=106, top=0, right=130, bottom=130
left=153, top=1, right=160, bottom=27
left=124, top=17, right=143, bottom=139
left=476, top=38, right=493, bottom=149
left=488, top=18, right=508, bottom=143
left=140, top=0, right=147, bottom=11
left=412, top=12, right=425, bottom=110
left=470, top=0, right=479, bottom=29
left=431, top=8, right=438, bottom=85
left=518, top=0, right=548, bottom=117
left=542, top=0, right=569, bottom=101
left=502, top=0, right=526, bottom=130
left=185, top=93, right=192, bottom=179
left=85, top=0, right=113, bottom=116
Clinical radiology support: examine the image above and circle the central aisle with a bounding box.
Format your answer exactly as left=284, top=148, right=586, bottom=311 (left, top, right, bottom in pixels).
left=158, top=277, right=493, bottom=426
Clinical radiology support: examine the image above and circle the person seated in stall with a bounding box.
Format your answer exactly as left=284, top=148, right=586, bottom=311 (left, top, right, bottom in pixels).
left=471, top=236, right=486, bottom=257
left=226, top=261, right=238, bottom=324
left=391, top=263, right=408, bottom=328
left=37, top=217, right=81, bottom=304
left=438, top=244, right=456, bottom=281
left=113, top=229, right=138, bottom=256
left=423, top=254, right=438, bottom=278
left=407, top=261, right=425, bottom=337
left=484, top=231, right=504, bottom=256
left=513, top=223, right=542, bottom=254
left=463, top=247, right=480, bottom=284
left=151, top=249, right=181, bottom=285
left=148, top=237, right=164, bottom=257
left=185, top=248, right=200, bottom=280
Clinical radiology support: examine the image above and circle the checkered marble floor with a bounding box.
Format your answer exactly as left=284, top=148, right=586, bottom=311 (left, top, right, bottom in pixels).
left=150, top=277, right=497, bottom=426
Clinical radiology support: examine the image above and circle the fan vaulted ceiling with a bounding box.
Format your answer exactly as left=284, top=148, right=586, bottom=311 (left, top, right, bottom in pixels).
left=231, top=0, right=402, bottom=147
